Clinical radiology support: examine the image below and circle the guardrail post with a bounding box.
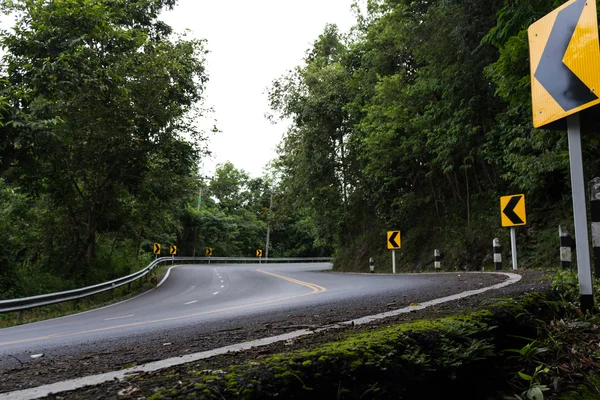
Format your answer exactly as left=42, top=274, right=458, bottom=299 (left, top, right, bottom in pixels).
left=434, top=249, right=441, bottom=271
left=369, top=257, right=374, bottom=273
left=18, top=310, right=22, bottom=323
left=493, top=238, right=502, bottom=271
left=559, top=225, right=573, bottom=270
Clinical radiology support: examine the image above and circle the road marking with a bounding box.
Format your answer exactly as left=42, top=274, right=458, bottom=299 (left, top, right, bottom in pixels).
left=0, top=269, right=328, bottom=347
left=212, top=292, right=219, bottom=295
left=104, top=315, right=134, bottom=321
left=184, top=300, right=197, bottom=305
left=0, top=272, right=521, bottom=400
left=174, top=285, right=196, bottom=299
left=220, top=285, right=224, bottom=288
left=256, top=269, right=327, bottom=293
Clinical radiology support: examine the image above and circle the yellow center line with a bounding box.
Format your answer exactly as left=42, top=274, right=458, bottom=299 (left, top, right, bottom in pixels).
left=0, top=268, right=327, bottom=347
left=256, top=268, right=327, bottom=293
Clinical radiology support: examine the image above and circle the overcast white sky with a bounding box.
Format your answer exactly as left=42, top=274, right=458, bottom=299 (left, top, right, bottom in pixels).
left=161, top=1, right=357, bottom=178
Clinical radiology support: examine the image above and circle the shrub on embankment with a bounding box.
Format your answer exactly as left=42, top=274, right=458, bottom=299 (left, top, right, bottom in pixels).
left=139, top=291, right=563, bottom=399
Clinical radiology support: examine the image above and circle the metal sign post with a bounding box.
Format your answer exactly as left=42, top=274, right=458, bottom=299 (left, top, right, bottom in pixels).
left=500, top=194, right=526, bottom=271
left=510, top=227, right=518, bottom=270
left=387, top=230, right=401, bottom=274
left=528, top=0, right=600, bottom=313
left=567, top=114, right=594, bottom=312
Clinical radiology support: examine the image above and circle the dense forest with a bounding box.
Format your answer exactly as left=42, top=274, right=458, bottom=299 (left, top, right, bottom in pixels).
left=1, top=0, right=599, bottom=299
left=268, top=0, right=600, bottom=272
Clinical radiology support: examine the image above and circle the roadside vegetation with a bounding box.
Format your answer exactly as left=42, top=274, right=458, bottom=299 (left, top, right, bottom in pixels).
left=268, top=0, right=600, bottom=272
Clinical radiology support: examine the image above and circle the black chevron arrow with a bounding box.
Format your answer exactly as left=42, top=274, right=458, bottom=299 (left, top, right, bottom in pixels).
left=154, top=243, right=160, bottom=253
left=534, top=0, right=597, bottom=111
left=388, top=231, right=400, bottom=248
left=503, top=196, right=524, bottom=225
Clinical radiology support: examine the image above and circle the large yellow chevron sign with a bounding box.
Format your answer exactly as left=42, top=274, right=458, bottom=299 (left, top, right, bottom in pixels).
left=528, top=0, right=600, bottom=128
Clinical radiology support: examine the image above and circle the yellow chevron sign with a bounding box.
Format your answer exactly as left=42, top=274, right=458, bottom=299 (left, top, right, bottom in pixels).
left=528, top=0, right=600, bottom=128
left=387, top=231, right=401, bottom=249
left=500, top=194, right=527, bottom=227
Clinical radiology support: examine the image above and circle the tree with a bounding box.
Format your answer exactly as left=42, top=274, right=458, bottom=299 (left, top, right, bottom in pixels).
left=0, top=0, right=208, bottom=277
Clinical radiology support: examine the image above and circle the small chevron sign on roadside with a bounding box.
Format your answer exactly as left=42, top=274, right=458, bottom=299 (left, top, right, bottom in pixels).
left=387, top=230, right=401, bottom=274
left=205, top=247, right=213, bottom=256
left=500, top=194, right=526, bottom=227
left=153, top=243, right=161, bottom=255
left=387, top=231, right=401, bottom=249
left=256, top=249, right=263, bottom=257
left=169, top=245, right=177, bottom=255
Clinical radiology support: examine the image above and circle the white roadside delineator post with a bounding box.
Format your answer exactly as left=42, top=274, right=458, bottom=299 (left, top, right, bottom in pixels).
left=493, top=238, right=502, bottom=271
left=559, top=225, right=573, bottom=270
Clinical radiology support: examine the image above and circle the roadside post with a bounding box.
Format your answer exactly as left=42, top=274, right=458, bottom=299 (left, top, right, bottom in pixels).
left=559, top=226, right=573, bottom=270
left=493, top=238, right=502, bottom=271
left=387, top=231, right=401, bottom=273
left=434, top=249, right=441, bottom=271
left=170, top=245, right=177, bottom=265
left=500, top=194, right=526, bottom=270
left=153, top=243, right=160, bottom=261
left=528, top=0, right=600, bottom=312
left=206, top=247, right=213, bottom=264
left=590, top=178, right=600, bottom=277
left=369, top=257, right=374, bottom=273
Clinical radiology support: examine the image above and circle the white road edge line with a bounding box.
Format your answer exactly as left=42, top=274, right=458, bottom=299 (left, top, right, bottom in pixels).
left=213, top=292, right=219, bottom=295
left=157, top=265, right=180, bottom=287
left=0, top=272, right=521, bottom=400
left=184, top=300, right=198, bottom=305
left=104, top=315, right=134, bottom=321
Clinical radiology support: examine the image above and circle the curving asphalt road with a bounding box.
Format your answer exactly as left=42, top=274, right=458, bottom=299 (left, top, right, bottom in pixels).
left=0, top=263, right=506, bottom=371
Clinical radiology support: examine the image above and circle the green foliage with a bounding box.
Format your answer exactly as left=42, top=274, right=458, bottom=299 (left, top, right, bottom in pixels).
left=518, top=365, right=551, bottom=400
left=267, top=0, right=588, bottom=271
left=0, top=0, right=210, bottom=296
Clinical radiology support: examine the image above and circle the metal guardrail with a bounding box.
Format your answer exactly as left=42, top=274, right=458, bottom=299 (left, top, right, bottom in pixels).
left=0, top=257, right=333, bottom=314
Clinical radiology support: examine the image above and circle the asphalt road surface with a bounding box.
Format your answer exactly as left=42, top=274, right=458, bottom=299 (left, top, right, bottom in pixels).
left=0, top=263, right=507, bottom=375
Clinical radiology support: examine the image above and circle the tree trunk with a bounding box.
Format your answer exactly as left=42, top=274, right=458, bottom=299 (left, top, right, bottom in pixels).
left=429, top=176, right=440, bottom=217
left=135, top=227, right=143, bottom=261
left=107, top=233, right=118, bottom=265
left=192, top=227, right=197, bottom=257
left=86, top=214, right=97, bottom=265
left=464, top=167, right=471, bottom=225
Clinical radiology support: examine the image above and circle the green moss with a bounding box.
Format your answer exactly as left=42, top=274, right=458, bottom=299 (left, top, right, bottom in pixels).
left=559, top=376, right=600, bottom=399
left=147, top=392, right=164, bottom=400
